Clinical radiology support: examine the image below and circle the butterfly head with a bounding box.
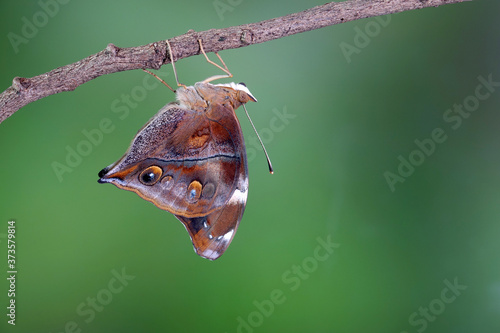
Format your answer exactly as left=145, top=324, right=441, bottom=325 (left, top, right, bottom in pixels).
left=215, top=82, right=257, bottom=103
left=185, top=82, right=257, bottom=111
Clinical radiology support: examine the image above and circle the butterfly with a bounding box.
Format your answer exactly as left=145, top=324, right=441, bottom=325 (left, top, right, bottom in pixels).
left=98, top=40, right=271, bottom=260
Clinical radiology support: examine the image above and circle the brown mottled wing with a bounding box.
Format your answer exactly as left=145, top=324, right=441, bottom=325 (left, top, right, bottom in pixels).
left=98, top=102, right=248, bottom=260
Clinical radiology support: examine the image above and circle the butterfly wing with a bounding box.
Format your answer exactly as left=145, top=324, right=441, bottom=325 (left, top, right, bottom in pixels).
left=98, top=100, right=248, bottom=260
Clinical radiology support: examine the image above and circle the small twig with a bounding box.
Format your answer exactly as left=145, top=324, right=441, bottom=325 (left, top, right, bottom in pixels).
left=0, top=0, right=471, bottom=124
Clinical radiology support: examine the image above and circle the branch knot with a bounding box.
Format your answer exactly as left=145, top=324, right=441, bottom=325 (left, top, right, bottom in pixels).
left=12, top=77, right=30, bottom=92
left=240, top=29, right=255, bottom=45
left=106, top=43, right=120, bottom=56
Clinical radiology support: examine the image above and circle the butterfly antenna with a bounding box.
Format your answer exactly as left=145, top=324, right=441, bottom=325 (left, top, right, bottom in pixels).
left=242, top=104, right=274, bottom=174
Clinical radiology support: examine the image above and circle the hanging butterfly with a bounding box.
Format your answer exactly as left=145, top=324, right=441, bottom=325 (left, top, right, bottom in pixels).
left=98, top=40, right=272, bottom=260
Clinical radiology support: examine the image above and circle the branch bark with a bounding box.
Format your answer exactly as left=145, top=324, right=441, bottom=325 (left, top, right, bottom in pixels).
left=0, top=0, right=471, bottom=124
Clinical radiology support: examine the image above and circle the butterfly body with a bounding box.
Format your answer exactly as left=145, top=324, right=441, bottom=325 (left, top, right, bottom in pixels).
left=98, top=82, right=256, bottom=260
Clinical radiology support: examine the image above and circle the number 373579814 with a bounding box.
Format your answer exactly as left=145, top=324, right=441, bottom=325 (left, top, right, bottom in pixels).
left=7, top=221, right=16, bottom=267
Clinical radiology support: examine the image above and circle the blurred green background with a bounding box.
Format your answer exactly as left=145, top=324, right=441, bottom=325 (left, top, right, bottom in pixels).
left=1, top=0, right=499, bottom=332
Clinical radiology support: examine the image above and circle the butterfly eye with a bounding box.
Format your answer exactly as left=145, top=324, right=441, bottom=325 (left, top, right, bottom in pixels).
left=202, top=182, right=216, bottom=199
left=139, top=166, right=163, bottom=185
left=187, top=180, right=202, bottom=202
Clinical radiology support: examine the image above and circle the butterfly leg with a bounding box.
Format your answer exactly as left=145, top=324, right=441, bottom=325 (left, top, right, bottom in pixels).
left=198, top=39, right=233, bottom=83
left=141, top=39, right=185, bottom=91
left=166, top=39, right=187, bottom=89
left=142, top=69, right=175, bottom=92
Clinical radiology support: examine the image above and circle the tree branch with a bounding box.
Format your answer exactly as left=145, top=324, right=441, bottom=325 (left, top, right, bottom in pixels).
left=0, top=0, right=471, bottom=124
